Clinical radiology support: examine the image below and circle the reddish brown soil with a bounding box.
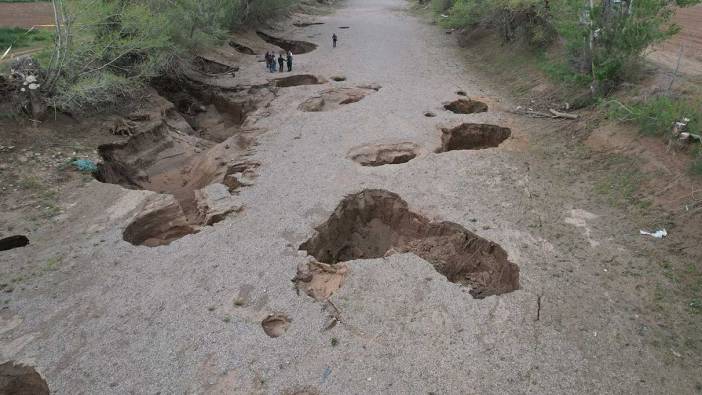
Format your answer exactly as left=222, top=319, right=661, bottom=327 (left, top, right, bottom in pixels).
left=0, top=3, right=54, bottom=28
left=299, top=189, right=520, bottom=299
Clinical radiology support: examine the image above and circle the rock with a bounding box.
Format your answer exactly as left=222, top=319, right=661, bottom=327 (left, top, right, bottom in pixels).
left=299, top=97, right=325, bottom=112
left=357, top=83, right=382, bottom=91
left=194, top=183, right=243, bottom=225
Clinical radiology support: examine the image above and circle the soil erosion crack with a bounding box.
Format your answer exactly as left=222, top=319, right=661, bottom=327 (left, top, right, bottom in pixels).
left=299, top=190, right=520, bottom=298
left=256, top=31, right=317, bottom=54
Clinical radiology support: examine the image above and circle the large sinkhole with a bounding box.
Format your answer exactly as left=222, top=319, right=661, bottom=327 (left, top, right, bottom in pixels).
left=256, top=31, right=317, bottom=55
left=299, top=190, right=520, bottom=299
left=444, top=98, right=488, bottom=114
left=274, top=74, right=324, bottom=88
left=0, top=362, right=50, bottom=395
left=95, top=124, right=256, bottom=247
left=152, top=77, right=254, bottom=143
left=437, top=123, right=511, bottom=153
left=228, top=41, right=256, bottom=55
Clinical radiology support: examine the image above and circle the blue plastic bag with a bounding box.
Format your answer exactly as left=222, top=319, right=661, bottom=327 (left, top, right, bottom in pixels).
left=72, top=159, right=98, bottom=173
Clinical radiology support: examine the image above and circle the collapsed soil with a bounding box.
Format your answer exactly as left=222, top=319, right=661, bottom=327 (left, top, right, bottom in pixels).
left=261, top=314, right=291, bottom=338
left=299, top=189, right=520, bottom=299
left=444, top=98, right=488, bottom=114
left=192, top=56, right=238, bottom=75
left=437, top=123, right=511, bottom=152
left=347, top=142, right=420, bottom=166
left=94, top=78, right=272, bottom=246
left=0, top=362, right=50, bottom=395
left=275, top=74, right=325, bottom=88
left=299, top=87, right=376, bottom=112
left=256, top=31, right=318, bottom=55
left=228, top=41, right=256, bottom=55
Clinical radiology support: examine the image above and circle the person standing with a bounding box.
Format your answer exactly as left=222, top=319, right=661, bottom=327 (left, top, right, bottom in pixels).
left=268, top=51, right=276, bottom=72
left=286, top=51, right=293, bottom=72
left=278, top=53, right=285, bottom=72
left=332, top=33, right=338, bottom=48
left=265, top=52, right=271, bottom=72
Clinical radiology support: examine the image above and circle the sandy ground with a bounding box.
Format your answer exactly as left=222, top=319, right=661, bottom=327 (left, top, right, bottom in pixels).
left=1, top=0, right=701, bottom=394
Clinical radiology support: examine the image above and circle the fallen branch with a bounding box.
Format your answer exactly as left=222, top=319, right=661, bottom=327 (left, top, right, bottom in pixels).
left=549, top=108, right=579, bottom=119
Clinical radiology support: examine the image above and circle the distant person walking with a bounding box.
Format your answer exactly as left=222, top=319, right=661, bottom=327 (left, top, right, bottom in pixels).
left=278, top=53, right=285, bottom=72
left=286, top=51, right=293, bottom=72
left=332, top=33, right=338, bottom=48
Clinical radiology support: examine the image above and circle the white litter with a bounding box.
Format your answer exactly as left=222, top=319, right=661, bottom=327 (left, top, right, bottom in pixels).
left=640, top=229, right=667, bottom=238
left=1, top=46, right=11, bottom=61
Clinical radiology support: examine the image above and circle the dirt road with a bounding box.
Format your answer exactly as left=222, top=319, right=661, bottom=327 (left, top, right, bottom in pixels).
left=1, top=0, right=700, bottom=393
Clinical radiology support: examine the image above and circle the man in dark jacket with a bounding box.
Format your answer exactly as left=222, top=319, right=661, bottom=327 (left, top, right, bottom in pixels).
left=332, top=33, right=338, bottom=48
left=286, top=51, right=293, bottom=72
left=278, top=53, right=285, bottom=72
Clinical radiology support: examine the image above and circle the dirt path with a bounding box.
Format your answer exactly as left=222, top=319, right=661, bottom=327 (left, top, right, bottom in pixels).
left=1, top=0, right=701, bottom=393
left=648, top=4, right=702, bottom=75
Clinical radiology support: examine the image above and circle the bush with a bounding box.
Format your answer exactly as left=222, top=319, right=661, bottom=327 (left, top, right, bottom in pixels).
left=437, top=0, right=702, bottom=91
left=443, top=0, right=554, bottom=47
left=604, top=96, right=701, bottom=137
left=41, top=0, right=302, bottom=113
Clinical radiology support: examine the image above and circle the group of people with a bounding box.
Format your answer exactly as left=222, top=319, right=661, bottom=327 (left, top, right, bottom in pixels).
left=264, top=34, right=339, bottom=73
left=265, top=51, right=293, bottom=73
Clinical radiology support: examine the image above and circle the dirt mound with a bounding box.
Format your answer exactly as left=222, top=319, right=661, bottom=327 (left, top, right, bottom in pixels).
left=261, top=314, right=290, bottom=338
left=299, top=88, right=374, bottom=112
left=256, top=31, right=317, bottom=55
left=0, top=362, right=49, bottom=395
left=0, top=235, right=29, bottom=251
left=292, top=261, right=348, bottom=301
left=274, top=74, right=325, bottom=88
left=228, top=41, right=256, bottom=55
left=192, top=56, right=237, bottom=75
left=347, top=142, right=420, bottom=166
left=299, top=190, right=519, bottom=298
left=444, top=98, right=488, bottom=114
left=437, top=123, right=511, bottom=152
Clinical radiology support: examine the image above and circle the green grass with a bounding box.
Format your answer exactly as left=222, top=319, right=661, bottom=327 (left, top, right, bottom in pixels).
left=0, top=27, right=53, bottom=50
left=593, top=156, right=645, bottom=208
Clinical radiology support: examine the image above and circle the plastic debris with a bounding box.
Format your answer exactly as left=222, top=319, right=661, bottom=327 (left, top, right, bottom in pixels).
left=72, top=159, right=98, bottom=173
left=321, top=367, right=332, bottom=384
left=639, top=229, right=667, bottom=239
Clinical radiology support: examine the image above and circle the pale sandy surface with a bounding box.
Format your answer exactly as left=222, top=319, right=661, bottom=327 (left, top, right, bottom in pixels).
left=1, top=0, right=700, bottom=394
